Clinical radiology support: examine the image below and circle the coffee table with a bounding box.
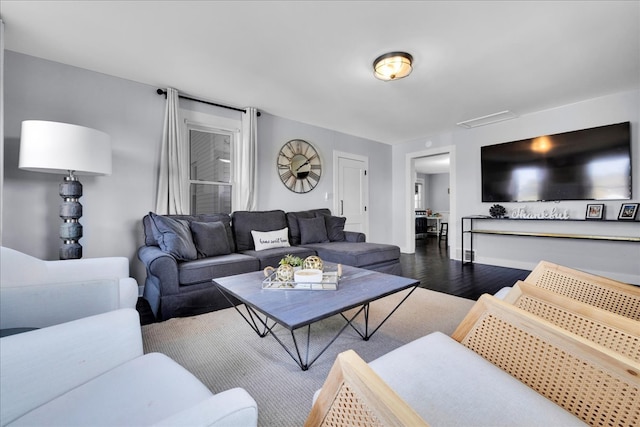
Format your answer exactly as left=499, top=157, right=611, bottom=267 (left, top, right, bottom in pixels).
left=214, top=264, right=418, bottom=370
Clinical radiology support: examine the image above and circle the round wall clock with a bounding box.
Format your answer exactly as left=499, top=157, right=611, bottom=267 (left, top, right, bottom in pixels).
left=277, top=139, right=322, bottom=193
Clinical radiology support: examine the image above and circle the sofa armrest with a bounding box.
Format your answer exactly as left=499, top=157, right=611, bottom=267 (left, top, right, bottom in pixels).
left=138, top=245, right=180, bottom=295
left=0, top=309, right=143, bottom=425
left=344, top=231, right=365, bottom=243
left=152, top=388, right=258, bottom=427
left=0, top=279, right=121, bottom=329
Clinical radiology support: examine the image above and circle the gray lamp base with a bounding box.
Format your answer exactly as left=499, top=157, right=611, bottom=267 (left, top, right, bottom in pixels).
left=59, top=177, right=83, bottom=260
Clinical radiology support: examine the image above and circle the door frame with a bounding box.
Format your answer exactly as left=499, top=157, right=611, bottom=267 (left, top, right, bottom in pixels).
left=333, top=150, right=369, bottom=237
left=404, top=145, right=456, bottom=254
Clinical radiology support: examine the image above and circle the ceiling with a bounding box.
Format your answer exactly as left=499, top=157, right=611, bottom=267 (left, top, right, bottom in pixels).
left=415, top=154, right=450, bottom=175
left=1, top=1, right=639, bottom=145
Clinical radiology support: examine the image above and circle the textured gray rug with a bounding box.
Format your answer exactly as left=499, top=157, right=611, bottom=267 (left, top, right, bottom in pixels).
left=142, top=287, right=475, bottom=427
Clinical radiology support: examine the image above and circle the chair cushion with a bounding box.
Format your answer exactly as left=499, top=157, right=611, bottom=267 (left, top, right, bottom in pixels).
left=190, top=221, right=231, bottom=258
left=368, top=332, right=585, bottom=426
left=240, top=246, right=317, bottom=270
left=299, top=217, right=329, bottom=244
left=8, top=353, right=213, bottom=426
left=144, top=214, right=235, bottom=253
left=149, top=213, right=197, bottom=261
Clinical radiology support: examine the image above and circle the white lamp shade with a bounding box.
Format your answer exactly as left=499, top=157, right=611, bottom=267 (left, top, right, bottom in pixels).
left=19, top=120, right=112, bottom=175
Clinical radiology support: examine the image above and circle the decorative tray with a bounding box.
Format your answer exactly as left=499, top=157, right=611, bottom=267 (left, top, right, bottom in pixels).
left=262, top=269, right=340, bottom=290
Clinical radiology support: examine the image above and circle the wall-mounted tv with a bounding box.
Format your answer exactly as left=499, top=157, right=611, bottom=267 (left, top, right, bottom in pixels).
left=481, top=122, right=632, bottom=202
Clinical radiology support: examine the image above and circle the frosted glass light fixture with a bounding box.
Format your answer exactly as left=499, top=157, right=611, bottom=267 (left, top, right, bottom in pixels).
left=373, top=52, right=413, bottom=81
left=19, top=120, right=111, bottom=259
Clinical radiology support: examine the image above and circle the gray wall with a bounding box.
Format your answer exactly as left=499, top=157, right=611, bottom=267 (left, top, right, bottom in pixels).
left=392, top=89, right=640, bottom=284
left=427, top=173, right=450, bottom=213
left=2, top=51, right=393, bottom=287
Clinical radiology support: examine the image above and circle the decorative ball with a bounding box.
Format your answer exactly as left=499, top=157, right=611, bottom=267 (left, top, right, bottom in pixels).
left=303, top=255, right=323, bottom=271
left=489, top=204, right=507, bottom=218
left=276, top=264, right=295, bottom=282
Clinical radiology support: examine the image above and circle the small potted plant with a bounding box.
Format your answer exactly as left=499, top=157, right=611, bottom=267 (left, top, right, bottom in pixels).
left=279, top=254, right=303, bottom=271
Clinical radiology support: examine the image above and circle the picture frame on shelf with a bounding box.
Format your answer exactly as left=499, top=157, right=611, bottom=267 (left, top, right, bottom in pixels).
left=617, top=203, right=639, bottom=220
left=585, top=204, right=604, bottom=220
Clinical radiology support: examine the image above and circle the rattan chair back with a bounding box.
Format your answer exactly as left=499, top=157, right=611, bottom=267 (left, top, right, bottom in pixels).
left=525, top=260, right=640, bottom=320
left=452, top=295, right=640, bottom=427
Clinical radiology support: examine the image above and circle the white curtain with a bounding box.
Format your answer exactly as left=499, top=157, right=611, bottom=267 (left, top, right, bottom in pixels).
left=155, top=88, right=188, bottom=214
left=234, top=107, right=258, bottom=211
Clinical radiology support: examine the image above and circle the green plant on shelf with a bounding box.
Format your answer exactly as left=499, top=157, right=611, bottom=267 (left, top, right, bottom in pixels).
left=279, top=254, right=303, bottom=267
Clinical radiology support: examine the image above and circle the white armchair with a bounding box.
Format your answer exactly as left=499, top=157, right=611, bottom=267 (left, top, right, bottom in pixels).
left=0, top=309, right=258, bottom=426
left=0, top=247, right=138, bottom=330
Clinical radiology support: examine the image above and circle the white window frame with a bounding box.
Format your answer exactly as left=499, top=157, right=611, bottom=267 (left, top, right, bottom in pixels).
left=179, top=110, right=241, bottom=214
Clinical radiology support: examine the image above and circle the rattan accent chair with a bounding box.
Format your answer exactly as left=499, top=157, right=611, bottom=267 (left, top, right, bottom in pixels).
left=525, top=260, right=640, bottom=320
left=305, top=350, right=429, bottom=427
left=452, top=295, right=640, bottom=427
left=503, top=281, right=640, bottom=362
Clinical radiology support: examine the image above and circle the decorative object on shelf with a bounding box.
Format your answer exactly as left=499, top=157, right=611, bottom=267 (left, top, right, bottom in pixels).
left=373, top=51, right=413, bottom=81
left=279, top=254, right=303, bottom=268
left=277, top=139, right=322, bottom=193
left=18, top=120, right=112, bottom=260
left=511, top=207, right=570, bottom=220
left=489, top=204, right=507, bottom=218
left=586, top=204, right=605, bottom=220
left=303, top=255, right=323, bottom=271
left=618, top=203, right=639, bottom=220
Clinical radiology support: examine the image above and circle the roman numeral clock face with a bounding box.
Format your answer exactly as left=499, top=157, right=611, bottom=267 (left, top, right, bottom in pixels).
left=277, top=139, right=322, bottom=193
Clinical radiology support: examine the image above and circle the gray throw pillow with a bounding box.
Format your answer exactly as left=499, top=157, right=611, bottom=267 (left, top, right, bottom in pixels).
left=190, top=221, right=231, bottom=258
left=149, top=212, right=198, bottom=261
left=299, top=217, right=329, bottom=245
left=324, top=215, right=347, bottom=242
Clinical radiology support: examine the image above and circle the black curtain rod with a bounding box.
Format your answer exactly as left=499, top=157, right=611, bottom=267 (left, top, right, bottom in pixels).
left=156, top=89, right=260, bottom=116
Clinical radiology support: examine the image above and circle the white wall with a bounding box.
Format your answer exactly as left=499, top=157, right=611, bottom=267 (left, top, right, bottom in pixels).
left=2, top=51, right=395, bottom=288
left=428, top=173, right=450, bottom=213
left=392, top=90, right=640, bottom=284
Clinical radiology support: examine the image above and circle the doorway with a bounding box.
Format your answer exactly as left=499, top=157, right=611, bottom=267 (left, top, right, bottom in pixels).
left=404, top=146, right=456, bottom=255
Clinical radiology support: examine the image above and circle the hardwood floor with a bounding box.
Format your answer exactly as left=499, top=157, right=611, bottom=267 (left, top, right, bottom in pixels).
left=401, top=235, right=530, bottom=300
left=137, top=237, right=530, bottom=325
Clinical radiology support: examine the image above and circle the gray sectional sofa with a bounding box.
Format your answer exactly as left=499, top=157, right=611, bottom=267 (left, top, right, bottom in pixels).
left=138, top=208, right=402, bottom=321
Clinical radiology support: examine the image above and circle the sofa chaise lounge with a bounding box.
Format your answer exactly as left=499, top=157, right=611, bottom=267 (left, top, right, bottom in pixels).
left=138, top=208, right=402, bottom=320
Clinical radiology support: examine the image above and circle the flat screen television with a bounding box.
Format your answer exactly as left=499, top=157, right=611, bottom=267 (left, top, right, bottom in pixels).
left=481, top=122, right=632, bottom=202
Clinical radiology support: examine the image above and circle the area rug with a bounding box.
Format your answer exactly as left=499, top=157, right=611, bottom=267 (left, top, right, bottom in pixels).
left=142, top=287, right=475, bottom=427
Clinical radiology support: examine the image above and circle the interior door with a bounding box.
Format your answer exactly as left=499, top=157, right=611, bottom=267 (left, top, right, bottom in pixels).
left=337, top=155, right=368, bottom=234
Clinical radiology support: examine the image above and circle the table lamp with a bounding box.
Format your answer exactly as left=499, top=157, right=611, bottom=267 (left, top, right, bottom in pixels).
left=19, top=120, right=112, bottom=259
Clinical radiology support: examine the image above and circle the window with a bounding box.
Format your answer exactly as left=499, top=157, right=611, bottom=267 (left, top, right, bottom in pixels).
left=188, top=126, right=233, bottom=214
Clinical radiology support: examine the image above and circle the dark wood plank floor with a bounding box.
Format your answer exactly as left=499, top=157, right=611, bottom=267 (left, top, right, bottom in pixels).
left=137, top=236, right=530, bottom=325
left=402, top=235, right=530, bottom=301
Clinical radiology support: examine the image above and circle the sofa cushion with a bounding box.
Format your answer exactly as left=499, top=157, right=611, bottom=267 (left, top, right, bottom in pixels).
left=149, top=213, right=198, bottom=261
left=178, top=254, right=260, bottom=285
left=190, top=221, right=231, bottom=258
left=303, top=241, right=399, bottom=268
left=299, top=217, right=329, bottom=244
left=251, top=228, right=291, bottom=251
left=368, top=332, right=586, bottom=427
left=232, top=210, right=288, bottom=252
left=144, top=214, right=235, bottom=253
left=240, top=246, right=317, bottom=270
left=323, top=215, right=346, bottom=242
left=286, top=209, right=332, bottom=245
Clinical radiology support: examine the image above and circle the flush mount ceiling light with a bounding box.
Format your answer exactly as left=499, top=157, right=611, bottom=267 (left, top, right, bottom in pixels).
left=373, top=52, right=413, bottom=81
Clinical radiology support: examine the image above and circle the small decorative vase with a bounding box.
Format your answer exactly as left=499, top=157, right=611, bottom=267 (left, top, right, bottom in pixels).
left=276, top=264, right=295, bottom=282
left=303, top=255, right=323, bottom=271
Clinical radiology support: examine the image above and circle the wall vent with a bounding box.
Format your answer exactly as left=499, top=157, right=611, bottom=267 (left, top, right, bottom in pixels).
left=457, top=110, right=517, bottom=129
